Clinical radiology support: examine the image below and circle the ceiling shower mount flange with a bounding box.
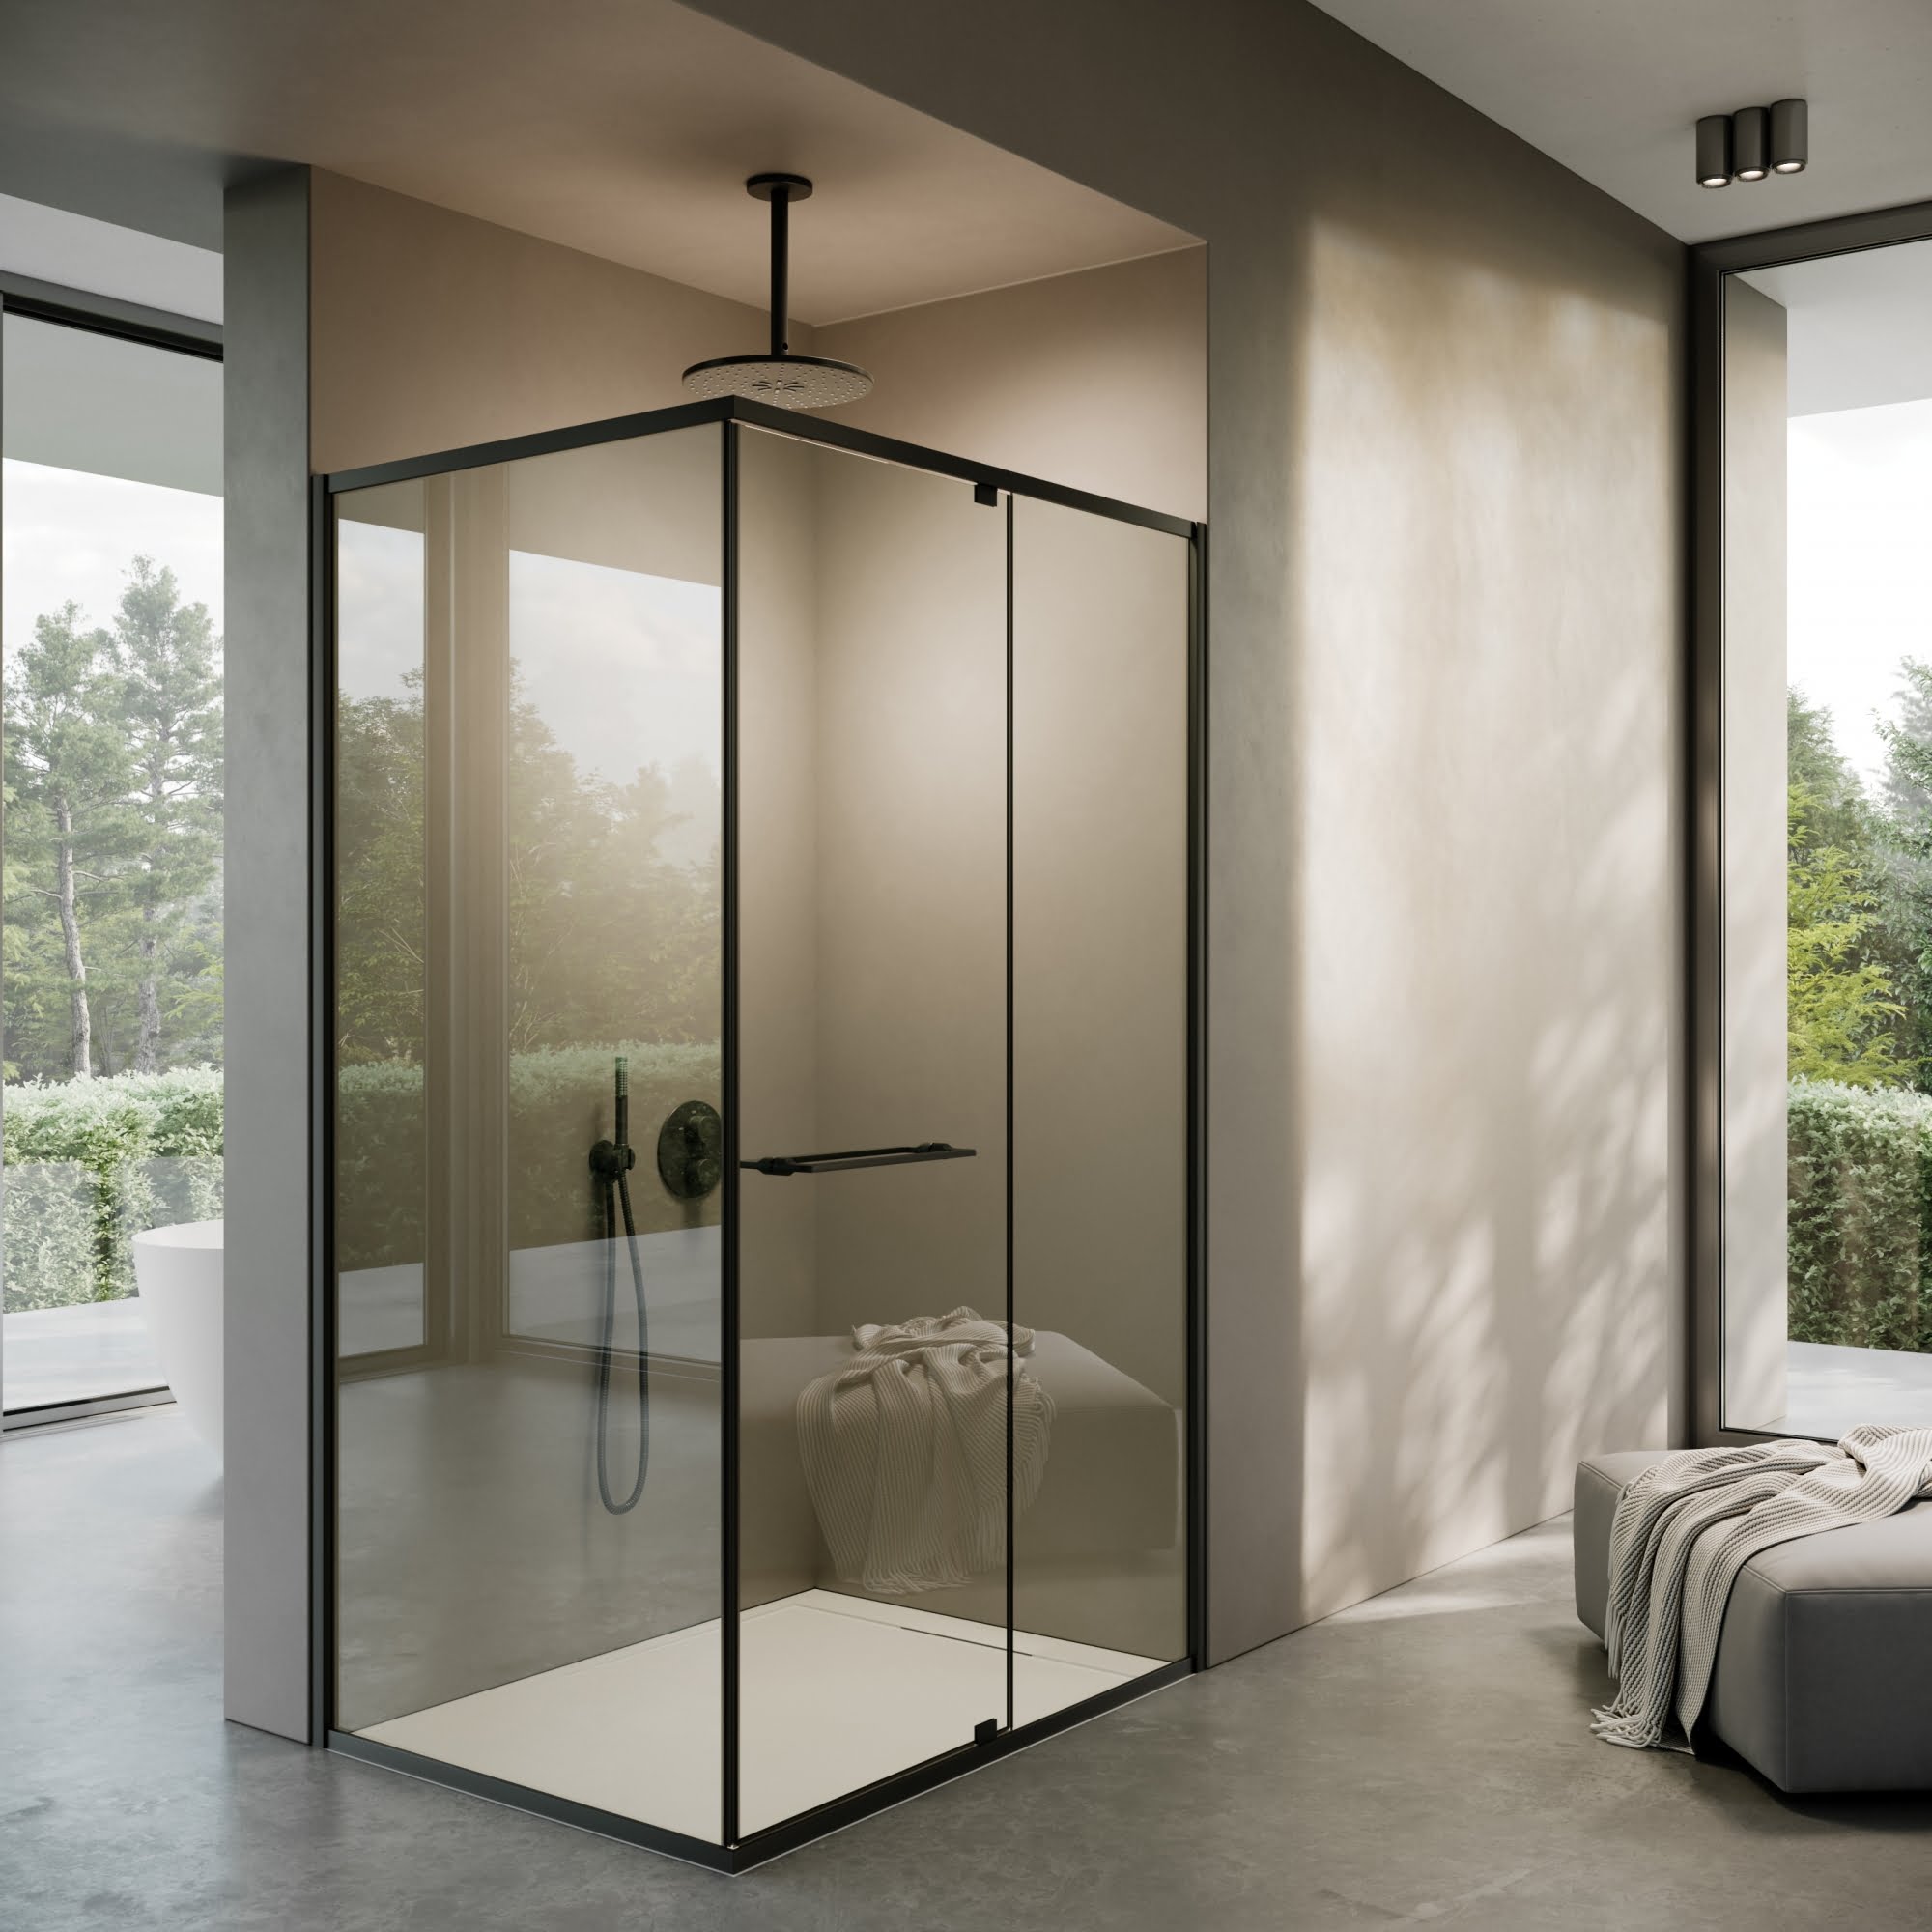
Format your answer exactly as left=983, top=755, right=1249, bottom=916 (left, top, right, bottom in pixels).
left=681, top=172, right=873, bottom=410
left=745, top=172, right=813, bottom=203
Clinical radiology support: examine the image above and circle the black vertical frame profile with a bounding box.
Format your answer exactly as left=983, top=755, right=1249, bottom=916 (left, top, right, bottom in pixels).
left=310, top=396, right=1205, bottom=1870
left=308, top=472, right=335, bottom=1744
left=719, top=419, right=742, bottom=1846
left=1690, top=198, right=1932, bottom=1447
left=1186, top=521, right=1209, bottom=1657
left=1003, top=488, right=1016, bottom=1736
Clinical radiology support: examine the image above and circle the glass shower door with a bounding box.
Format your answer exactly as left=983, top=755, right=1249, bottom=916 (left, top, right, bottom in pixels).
left=1010, top=496, right=1192, bottom=1682
left=735, top=428, right=1010, bottom=1835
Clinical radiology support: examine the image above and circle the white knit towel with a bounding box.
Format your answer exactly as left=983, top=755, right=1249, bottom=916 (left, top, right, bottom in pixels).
left=796, top=1306, right=1053, bottom=1595
left=1594, top=1426, right=1932, bottom=1751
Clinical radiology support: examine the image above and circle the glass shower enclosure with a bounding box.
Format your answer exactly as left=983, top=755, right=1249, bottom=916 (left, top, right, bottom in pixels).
left=315, top=399, right=1202, bottom=1870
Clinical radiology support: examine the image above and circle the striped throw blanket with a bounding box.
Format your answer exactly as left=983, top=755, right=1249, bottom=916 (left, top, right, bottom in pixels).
left=1594, top=1426, right=1932, bottom=1751
left=796, top=1307, right=1054, bottom=1595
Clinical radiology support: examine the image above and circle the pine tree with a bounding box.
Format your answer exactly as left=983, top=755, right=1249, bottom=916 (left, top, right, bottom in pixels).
left=3, top=605, right=139, bottom=1077
left=107, top=558, right=223, bottom=1072
left=1787, top=781, right=1903, bottom=1085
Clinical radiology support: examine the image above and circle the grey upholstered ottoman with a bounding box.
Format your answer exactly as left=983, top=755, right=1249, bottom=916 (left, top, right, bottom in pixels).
left=1574, top=1451, right=1932, bottom=1792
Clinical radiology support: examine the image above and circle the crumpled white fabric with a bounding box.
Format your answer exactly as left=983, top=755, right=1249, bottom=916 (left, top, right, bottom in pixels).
left=796, top=1306, right=1054, bottom=1594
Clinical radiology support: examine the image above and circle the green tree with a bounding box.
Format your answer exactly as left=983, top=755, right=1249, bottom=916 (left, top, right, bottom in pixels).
left=1788, top=781, right=1903, bottom=1085
left=3, top=604, right=139, bottom=1078
left=108, top=558, right=223, bottom=1072
left=1790, top=687, right=1871, bottom=855
left=1874, top=658, right=1932, bottom=1086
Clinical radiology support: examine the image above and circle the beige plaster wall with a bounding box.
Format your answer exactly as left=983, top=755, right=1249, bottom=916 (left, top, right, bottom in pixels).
left=817, top=245, right=1207, bottom=521
left=308, top=170, right=810, bottom=475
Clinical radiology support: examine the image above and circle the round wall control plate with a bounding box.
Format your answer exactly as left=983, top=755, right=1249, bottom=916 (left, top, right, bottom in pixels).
left=657, top=1100, right=724, bottom=1201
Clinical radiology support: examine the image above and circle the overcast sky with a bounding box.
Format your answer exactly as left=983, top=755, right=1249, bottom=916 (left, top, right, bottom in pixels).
left=1787, top=397, right=1932, bottom=790
left=3, top=458, right=223, bottom=656
left=337, top=518, right=722, bottom=787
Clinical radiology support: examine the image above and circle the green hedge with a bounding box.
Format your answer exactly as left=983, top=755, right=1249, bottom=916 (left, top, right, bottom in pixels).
left=3, top=1041, right=721, bottom=1312
left=2, top=1068, right=224, bottom=1312
left=1788, top=1076, right=1932, bottom=1353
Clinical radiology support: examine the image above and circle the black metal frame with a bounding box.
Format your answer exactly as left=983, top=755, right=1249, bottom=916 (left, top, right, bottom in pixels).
left=310, top=395, right=1206, bottom=1871
left=1690, top=198, right=1932, bottom=1444
left=0, top=270, right=222, bottom=361
left=0, top=275, right=222, bottom=1433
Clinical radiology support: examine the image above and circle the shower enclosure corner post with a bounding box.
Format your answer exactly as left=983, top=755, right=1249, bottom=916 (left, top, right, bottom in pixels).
left=1003, top=487, right=1016, bottom=1738
left=1185, top=516, right=1208, bottom=1671
left=720, top=414, right=743, bottom=1849
left=308, top=469, right=337, bottom=1750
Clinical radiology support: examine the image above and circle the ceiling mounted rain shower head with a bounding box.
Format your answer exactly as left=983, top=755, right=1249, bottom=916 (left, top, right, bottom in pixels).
left=682, top=174, right=873, bottom=410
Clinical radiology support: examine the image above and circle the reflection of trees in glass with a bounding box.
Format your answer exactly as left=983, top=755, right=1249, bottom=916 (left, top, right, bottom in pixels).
left=3, top=559, right=222, bottom=1083
left=333, top=665, right=721, bottom=1068
left=334, top=661, right=722, bottom=1270
left=506, top=668, right=720, bottom=1055
left=334, top=669, right=427, bottom=1066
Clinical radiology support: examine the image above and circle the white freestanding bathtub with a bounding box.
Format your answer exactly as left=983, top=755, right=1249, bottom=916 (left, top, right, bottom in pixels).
left=131, top=1218, right=224, bottom=1455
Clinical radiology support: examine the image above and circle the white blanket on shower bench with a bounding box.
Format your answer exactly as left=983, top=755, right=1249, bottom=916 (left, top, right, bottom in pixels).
left=796, top=1307, right=1054, bottom=1595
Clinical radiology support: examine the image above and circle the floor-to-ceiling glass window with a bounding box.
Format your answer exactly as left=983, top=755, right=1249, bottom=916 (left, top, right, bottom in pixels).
left=1, top=308, right=223, bottom=1420
left=1718, top=234, right=1932, bottom=1435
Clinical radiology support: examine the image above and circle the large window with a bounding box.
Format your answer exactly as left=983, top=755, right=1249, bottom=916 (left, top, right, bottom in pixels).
left=1715, top=230, right=1932, bottom=1436
left=1, top=305, right=222, bottom=1420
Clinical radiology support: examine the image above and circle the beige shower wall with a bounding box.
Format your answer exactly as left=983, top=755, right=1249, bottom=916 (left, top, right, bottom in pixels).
left=308, top=171, right=812, bottom=474
left=803, top=448, right=1009, bottom=1332
left=816, top=245, right=1207, bottom=521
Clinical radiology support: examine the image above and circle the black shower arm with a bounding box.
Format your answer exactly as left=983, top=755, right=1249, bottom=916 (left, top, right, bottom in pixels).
left=769, top=185, right=787, bottom=358
left=741, top=1141, right=977, bottom=1177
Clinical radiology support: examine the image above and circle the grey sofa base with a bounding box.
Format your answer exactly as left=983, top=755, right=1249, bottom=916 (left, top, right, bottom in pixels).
left=1575, top=1451, right=1932, bottom=1793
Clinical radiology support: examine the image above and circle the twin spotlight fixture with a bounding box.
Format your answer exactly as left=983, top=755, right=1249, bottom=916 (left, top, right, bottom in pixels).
left=1695, top=99, right=1808, bottom=188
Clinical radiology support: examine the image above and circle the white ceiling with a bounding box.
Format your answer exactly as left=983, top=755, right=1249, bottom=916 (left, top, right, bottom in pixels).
left=0, top=192, right=222, bottom=320
left=2, top=309, right=222, bottom=491
left=0, top=0, right=1193, bottom=326
left=1308, top=0, right=1932, bottom=243
left=1743, top=241, right=1932, bottom=415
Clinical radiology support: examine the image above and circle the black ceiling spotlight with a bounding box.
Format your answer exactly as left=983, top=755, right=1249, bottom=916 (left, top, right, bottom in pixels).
left=1771, top=98, right=1809, bottom=174
left=682, top=174, right=873, bottom=411
left=1695, top=99, right=1808, bottom=188
left=1733, top=105, right=1770, bottom=182
left=1695, top=114, right=1733, bottom=189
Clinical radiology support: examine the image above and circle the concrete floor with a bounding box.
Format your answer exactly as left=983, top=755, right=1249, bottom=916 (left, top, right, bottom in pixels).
left=4, top=1411, right=1932, bottom=1931
left=1773, top=1339, right=1932, bottom=1438
left=3, top=1299, right=163, bottom=1410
